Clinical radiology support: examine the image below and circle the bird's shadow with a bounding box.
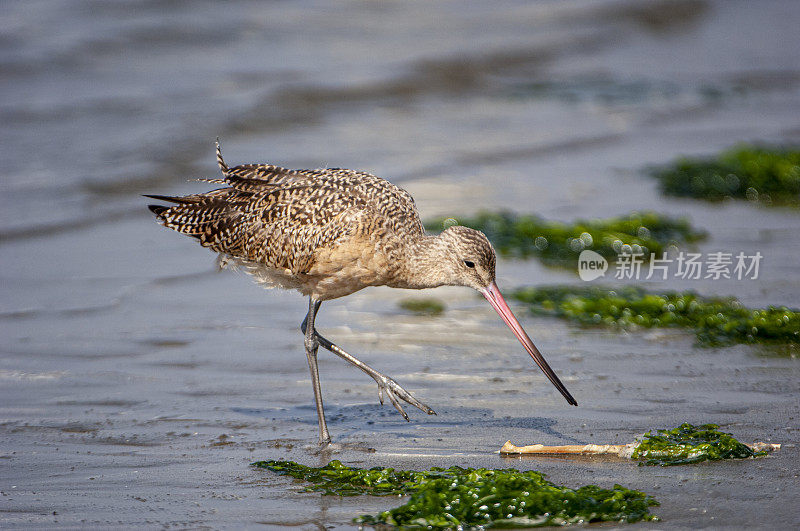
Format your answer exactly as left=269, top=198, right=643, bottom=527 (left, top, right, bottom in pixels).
left=232, top=403, right=583, bottom=444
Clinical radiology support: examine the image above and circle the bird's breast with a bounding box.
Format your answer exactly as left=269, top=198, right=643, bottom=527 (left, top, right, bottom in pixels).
left=304, top=231, right=400, bottom=300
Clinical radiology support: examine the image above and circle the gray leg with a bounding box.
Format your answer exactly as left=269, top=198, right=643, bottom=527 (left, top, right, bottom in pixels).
left=303, top=298, right=330, bottom=444
left=300, top=317, right=435, bottom=420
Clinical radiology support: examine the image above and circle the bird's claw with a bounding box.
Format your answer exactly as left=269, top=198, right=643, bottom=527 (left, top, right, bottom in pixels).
left=374, top=375, right=436, bottom=420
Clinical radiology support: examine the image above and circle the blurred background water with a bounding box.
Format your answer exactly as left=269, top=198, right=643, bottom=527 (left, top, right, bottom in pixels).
left=1, top=0, right=799, bottom=528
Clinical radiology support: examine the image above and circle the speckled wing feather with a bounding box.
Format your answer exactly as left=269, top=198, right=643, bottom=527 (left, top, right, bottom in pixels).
left=147, top=146, right=424, bottom=277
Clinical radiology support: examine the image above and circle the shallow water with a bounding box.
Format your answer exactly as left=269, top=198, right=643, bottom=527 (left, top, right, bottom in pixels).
left=1, top=0, right=799, bottom=528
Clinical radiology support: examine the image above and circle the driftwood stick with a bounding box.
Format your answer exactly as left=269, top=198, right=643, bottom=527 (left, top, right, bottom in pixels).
left=500, top=441, right=637, bottom=458
left=748, top=442, right=782, bottom=452
left=500, top=440, right=781, bottom=457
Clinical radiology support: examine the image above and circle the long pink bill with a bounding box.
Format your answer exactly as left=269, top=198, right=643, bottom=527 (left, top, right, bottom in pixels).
left=482, top=281, right=578, bottom=406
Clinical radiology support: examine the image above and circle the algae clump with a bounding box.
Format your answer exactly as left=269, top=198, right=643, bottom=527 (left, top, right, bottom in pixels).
left=513, top=285, right=800, bottom=346
left=426, top=211, right=704, bottom=266
left=399, top=298, right=446, bottom=316
left=649, top=144, right=800, bottom=205
left=253, top=460, right=659, bottom=527
left=633, top=423, right=766, bottom=466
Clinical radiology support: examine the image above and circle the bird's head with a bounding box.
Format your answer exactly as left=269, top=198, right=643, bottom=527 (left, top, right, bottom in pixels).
left=439, top=225, right=497, bottom=290
left=438, top=224, right=578, bottom=407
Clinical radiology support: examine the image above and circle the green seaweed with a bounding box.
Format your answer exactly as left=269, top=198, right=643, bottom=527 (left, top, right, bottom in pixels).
left=513, top=285, right=800, bottom=346
left=633, top=423, right=766, bottom=466
left=425, top=211, right=704, bottom=266
left=253, top=460, right=659, bottom=527
left=252, top=459, right=433, bottom=496
left=399, top=298, right=446, bottom=316
left=649, top=144, right=800, bottom=205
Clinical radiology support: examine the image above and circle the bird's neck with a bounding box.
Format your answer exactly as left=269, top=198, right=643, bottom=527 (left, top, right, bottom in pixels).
left=392, top=233, right=454, bottom=289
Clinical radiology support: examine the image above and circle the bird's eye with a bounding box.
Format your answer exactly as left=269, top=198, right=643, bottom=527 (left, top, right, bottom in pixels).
left=464, top=260, right=475, bottom=268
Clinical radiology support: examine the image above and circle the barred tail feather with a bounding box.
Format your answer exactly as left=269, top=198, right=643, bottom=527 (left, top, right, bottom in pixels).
left=216, top=137, right=229, bottom=175
left=148, top=204, right=169, bottom=217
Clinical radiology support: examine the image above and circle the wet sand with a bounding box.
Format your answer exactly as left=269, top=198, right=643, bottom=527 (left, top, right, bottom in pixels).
left=2, top=0, right=800, bottom=528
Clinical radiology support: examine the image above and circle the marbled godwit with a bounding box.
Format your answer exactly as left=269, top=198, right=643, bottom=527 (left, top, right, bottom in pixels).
left=146, top=141, right=577, bottom=444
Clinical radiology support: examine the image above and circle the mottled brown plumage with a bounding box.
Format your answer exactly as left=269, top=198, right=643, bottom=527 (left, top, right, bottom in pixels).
left=148, top=141, right=495, bottom=301
left=147, top=140, right=576, bottom=444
